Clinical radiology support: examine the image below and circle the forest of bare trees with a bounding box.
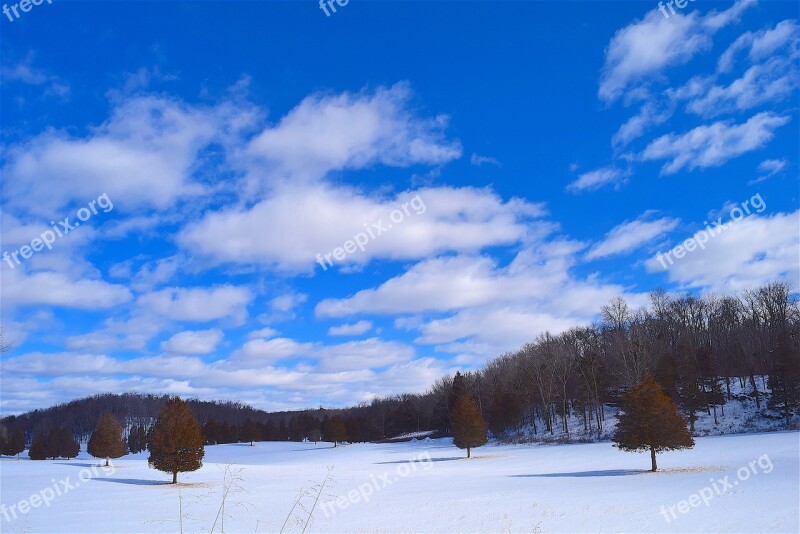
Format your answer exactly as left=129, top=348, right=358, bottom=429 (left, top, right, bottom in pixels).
left=2, top=282, right=798, bottom=451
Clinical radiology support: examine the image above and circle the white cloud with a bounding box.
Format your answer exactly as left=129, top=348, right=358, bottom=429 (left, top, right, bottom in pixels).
left=470, top=153, right=501, bottom=167
left=567, top=167, right=629, bottom=193
left=0, top=269, right=132, bottom=310
left=328, top=320, right=373, bottom=336
left=685, top=56, right=799, bottom=117
left=586, top=213, right=680, bottom=260
left=180, top=184, right=546, bottom=271
left=641, top=112, right=790, bottom=174
left=612, top=100, right=675, bottom=148
left=1, top=95, right=251, bottom=216
left=231, top=337, right=313, bottom=366
left=718, top=20, right=799, bottom=73
left=244, top=82, right=462, bottom=182
left=598, top=0, right=754, bottom=103
left=316, top=245, right=646, bottom=359
left=137, top=285, right=253, bottom=323
left=646, top=210, right=800, bottom=292
left=161, top=329, right=224, bottom=355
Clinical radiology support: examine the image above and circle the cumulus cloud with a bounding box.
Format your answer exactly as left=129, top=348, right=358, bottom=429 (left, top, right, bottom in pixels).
left=646, top=210, right=800, bottom=292
left=244, top=82, right=462, bottom=182
left=137, top=285, right=253, bottom=323
left=180, top=184, right=546, bottom=271
left=161, top=329, right=224, bottom=354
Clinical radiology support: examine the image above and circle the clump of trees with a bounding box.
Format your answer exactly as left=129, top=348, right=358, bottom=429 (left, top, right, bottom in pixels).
left=26, top=428, right=80, bottom=460
left=88, top=413, right=127, bottom=466
left=148, top=397, right=205, bottom=484
left=0, top=427, right=25, bottom=458
left=612, top=376, right=694, bottom=471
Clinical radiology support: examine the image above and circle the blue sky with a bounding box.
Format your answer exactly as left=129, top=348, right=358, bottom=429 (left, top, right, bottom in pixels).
left=1, top=0, right=798, bottom=415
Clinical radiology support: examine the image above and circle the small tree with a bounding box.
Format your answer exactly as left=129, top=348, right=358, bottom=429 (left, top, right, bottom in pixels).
left=325, top=415, right=348, bottom=447
left=88, top=413, right=127, bottom=466
left=28, top=432, right=48, bottom=460
left=308, top=429, right=321, bottom=444
left=613, top=376, right=694, bottom=471
left=241, top=419, right=260, bottom=446
left=450, top=394, right=487, bottom=458
left=2, top=427, right=25, bottom=458
left=148, top=397, right=205, bottom=483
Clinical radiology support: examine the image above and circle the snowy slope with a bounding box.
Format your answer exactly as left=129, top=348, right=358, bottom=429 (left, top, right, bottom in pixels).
left=500, top=378, right=797, bottom=444
left=1, top=431, right=797, bottom=533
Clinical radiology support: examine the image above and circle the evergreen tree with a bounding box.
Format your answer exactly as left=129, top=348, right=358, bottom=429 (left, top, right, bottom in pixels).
left=56, top=428, right=80, bottom=459
left=88, top=413, right=127, bottom=466
left=2, top=427, right=26, bottom=458
left=613, top=376, right=694, bottom=471
left=450, top=394, right=487, bottom=458
left=28, top=432, right=48, bottom=460
left=325, top=415, right=348, bottom=447
left=241, top=419, right=260, bottom=446
left=148, top=397, right=205, bottom=484
left=128, top=424, right=146, bottom=453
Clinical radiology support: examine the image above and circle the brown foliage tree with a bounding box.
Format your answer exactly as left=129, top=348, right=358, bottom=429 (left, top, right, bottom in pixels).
left=148, top=397, right=205, bottom=483
left=325, top=415, right=348, bottom=447
left=2, top=427, right=26, bottom=458
left=451, top=394, right=487, bottom=458
left=613, top=376, right=694, bottom=471
left=88, top=413, right=127, bottom=466
left=28, top=432, right=47, bottom=460
left=241, top=419, right=260, bottom=446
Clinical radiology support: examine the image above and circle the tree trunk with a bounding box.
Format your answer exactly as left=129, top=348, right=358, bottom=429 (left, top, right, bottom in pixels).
left=172, top=471, right=177, bottom=484
left=650, top=447, right=657, bottom=472
left=466, top=447, right=471, bottom=459
left=105, top=457, right=109, bottom=467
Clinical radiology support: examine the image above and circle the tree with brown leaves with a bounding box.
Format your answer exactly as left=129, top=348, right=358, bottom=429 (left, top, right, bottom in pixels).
left=613, top=376, right=694, bottom=471
left=450, top=394, right=487, bottom=458
left=88, top=413, right=127, bottom=466
left=148, top=397, right=205, bottom=483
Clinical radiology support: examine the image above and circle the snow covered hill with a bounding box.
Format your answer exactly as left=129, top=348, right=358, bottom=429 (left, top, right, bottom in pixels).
left=499, top=377, right=798, bottom=444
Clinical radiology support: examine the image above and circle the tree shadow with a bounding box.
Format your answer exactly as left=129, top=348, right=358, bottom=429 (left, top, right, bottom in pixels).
left=291, top=445, right=336, bottom=451
left=374, top=456, right=462, bottom=464
left=59, top=462, right=107, bottom=468
left=511, top=469, right=648, bottom=478
left=94, top=477, right=172, bottom=486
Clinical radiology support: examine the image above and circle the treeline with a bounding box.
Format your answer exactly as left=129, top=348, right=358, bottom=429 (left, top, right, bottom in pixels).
left=2, top=282, right=798, bottom=450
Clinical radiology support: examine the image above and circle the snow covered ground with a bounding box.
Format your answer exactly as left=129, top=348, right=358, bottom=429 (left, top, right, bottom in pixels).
left=1, top=431, right=798, bottom=533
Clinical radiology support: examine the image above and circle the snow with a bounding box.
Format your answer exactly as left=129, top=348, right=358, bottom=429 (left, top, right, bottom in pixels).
left=1, top=432, right=798, bottom=532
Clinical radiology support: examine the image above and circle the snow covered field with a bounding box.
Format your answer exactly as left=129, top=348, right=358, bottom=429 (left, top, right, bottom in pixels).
left=1, top=432, right=797, bottom=533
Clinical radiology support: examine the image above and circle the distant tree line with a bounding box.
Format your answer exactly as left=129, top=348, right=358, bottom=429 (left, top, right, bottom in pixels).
left=2, top=282, right=797, bottom=450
